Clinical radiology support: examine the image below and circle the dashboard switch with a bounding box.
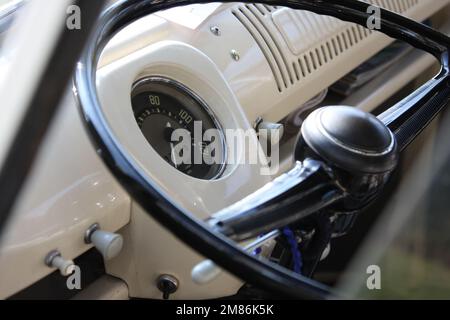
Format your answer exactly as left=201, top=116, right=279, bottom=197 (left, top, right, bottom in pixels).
left=45, top=250, right=75, bottom=276
left=255, top=118, right=285, bottom=145
left=85, top=223, right=123, bottom=260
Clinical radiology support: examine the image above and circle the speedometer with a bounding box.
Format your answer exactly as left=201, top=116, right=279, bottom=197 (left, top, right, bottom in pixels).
left=131, top=77, right=226, bottom=180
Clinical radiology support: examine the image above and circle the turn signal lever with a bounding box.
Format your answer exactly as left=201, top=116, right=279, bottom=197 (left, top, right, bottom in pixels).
left=210, top=106, right=399, bottom=241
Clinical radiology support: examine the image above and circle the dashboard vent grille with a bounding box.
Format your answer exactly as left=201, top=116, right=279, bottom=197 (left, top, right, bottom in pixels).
left=232, top=0, right=420, bottom=93
left=368, top=0, right=419, bottom=13
left=232, top=4, right=294, bottom=92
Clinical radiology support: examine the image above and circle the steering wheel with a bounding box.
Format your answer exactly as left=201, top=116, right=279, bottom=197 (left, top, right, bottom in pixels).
left=69, top=0, right=450, bottom=299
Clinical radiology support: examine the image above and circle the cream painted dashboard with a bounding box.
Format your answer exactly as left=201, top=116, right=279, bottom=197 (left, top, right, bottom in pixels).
left=0, top=1, right=449, bottom=299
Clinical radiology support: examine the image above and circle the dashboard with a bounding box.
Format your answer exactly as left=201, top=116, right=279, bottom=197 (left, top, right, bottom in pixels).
left=0, top=0, right=449, bottom=299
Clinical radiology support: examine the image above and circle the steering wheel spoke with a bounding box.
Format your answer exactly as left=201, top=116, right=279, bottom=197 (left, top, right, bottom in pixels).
left=379, top=75, right=450, bottom=151
left=210, top=159, right=345, bottom=241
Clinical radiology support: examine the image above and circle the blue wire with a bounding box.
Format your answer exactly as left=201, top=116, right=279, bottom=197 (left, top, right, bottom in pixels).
left=253, top=234, right=264, bottom=256
left=283, top=227, right=303, bottom=274
left=253, top=247, right=262, bottom=255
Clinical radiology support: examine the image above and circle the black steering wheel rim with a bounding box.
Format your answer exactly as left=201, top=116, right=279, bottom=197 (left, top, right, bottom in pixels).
left=74, top=0, right=450, bottom=299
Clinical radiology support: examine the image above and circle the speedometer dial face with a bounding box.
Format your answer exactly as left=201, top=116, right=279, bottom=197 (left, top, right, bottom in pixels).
left=131, top=77, right=226, bottom=180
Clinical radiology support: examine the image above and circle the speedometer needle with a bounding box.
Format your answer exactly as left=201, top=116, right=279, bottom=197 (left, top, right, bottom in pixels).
left=167, top=122, right=178, bottom=169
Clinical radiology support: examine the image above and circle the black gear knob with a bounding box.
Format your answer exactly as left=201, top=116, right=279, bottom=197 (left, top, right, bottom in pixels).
left=296, top=106, right=399, bottom=174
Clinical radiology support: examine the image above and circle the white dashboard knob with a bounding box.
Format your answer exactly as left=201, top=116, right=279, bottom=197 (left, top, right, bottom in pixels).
left=85, top=223, right=123, bottom=260
left=191, top=260, right=222, bottom=285
left=45, top=250, right=75, bottom=276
